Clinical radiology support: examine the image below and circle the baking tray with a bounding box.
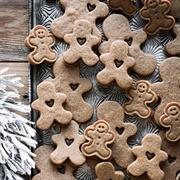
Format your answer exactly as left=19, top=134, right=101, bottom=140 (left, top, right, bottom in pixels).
left=29, top=0, right=179, bottom=179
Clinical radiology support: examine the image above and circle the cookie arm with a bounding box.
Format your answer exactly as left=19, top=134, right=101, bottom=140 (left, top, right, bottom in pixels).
left=89, top=35, right=100, bottom=46
left=25, top=36, right=36, bottom=49
left=60, top=0, right=70, bottom=8
left=47, top=35, right=55, bottom=46
left=92, top=2, right=109, bottom=18
left=161, top=1, right=170, bottom=13
left=76, top=79, right=92, bottom=93
left=64, top=34, right=74, bottom=44
left=140, top=8, right=149, bottom=19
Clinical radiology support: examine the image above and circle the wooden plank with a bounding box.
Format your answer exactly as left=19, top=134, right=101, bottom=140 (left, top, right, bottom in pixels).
left=0, top=0, right=29, bottom=62
left=0, top=62, right=29, bottom=105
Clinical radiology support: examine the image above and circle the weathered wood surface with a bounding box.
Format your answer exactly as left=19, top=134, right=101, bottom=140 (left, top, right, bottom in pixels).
left=0, top=0, right=29, bottom=62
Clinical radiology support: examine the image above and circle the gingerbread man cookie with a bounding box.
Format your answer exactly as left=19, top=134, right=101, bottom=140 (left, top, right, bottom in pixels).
left=81, top=120, right=115, bottom=160
left=31, top=81, right=72, bottom=130
left=140, top=0, right=175, bottom=35
left=160, top=102, right=180, bottom=142
left=50, top=120, right=86, bottom=166
left=50, top=0, right=109, bottom=40
left=63, top=20, right=99, bottom=66
left=123, top=80, right=158, bottom=119
left=159, top=131, right=180, bottom=180
left=165, top=25, right=180, bottom=56
left=50, top=58, right=93, bottom=123
left=25, top=25, right=57, bottom=65
left=95, top=162, right=124, bottom=180
left=151, top=57, right=180, bottom=126
left=97, top=40, right=135, bottom=90
left=108, top=0, right=136, bottom=15
left=97, top=101, right=137, bottom=168
left=127, top=134, right=168, bottom=180
left=98, top=14, right=157, bottom=76
left=32, top=145, right=76, bottom=180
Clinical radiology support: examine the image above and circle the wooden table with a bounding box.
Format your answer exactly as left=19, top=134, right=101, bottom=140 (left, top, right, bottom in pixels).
left=0, top=0, right=29, bottom=105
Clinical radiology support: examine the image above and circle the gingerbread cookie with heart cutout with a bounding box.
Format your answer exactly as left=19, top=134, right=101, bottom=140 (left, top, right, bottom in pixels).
left=49, top=58, right=93, bottom=123
left=32, top=145, right=76, bottom=180
left=151, top=57, right=180, bottom=126
left=98, top=14, right=157, bottom=76
left=50, top=120, right=86, bottom=166
left=97, top=40, right=135, bottom=90
left=50, top=0, right=109, bottom=41
left=127, top=134, right=168, bottom=180
left=63, top=20, right=99, bottom=66
left=97, top=101, right=137, bottom=168
left=31, top=81, right=72, bottom=130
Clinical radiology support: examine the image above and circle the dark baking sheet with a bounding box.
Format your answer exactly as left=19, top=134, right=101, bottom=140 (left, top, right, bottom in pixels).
left=29, top=0, right=179, bottom=179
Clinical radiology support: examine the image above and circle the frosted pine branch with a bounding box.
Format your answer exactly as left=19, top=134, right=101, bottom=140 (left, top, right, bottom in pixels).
left=0, top=68, right=37, bottom=180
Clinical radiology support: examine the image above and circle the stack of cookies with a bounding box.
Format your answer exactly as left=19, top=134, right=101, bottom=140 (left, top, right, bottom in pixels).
left=25, top=0, right=180, bottom=179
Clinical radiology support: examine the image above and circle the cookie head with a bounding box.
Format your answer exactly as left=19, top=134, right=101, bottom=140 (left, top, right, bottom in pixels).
left=111, top=40, right=128, bottom=58
left=167, top=104, right=180, bottom=117
left=96, top=122, right=108, bottom=133
left=147, top=0, right=158, bottom=8
left=137, top=82, right=148, bottom=93
left=35, top=28, right=47, bottom=39
left=75, top=20, right=91, bottom=36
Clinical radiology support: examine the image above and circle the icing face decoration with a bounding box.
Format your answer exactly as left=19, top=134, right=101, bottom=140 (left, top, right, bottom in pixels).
left=167, top=105, right=179, bottom=116
left=36, top=29, right=46, bottom=39
left=148, top=0, right=158, bottom=8
left=96, top=123, right=107, bottom=133
left=137, top=82, right=148, bottom=93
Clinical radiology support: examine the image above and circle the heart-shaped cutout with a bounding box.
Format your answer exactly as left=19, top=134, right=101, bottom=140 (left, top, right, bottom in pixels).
left=114, top=59, right=123, bottom=68
left=87, top=3, right=96, bottom=12
left=124, top=37, right=133, bottom=46
left=45, top=99, right=54, bottom=107
left=70, top=83, right=79, bottom=91
left=65, top=138, right=74, bottom=146
left=116, top=127, right=124, bottom=135
left=168, top=155, right=177, bottom=164
left=146, top=152, right=155, bottom=160
left=57, top=166, right=66, bottom=174
left=77, top=38, right=86, bottom=45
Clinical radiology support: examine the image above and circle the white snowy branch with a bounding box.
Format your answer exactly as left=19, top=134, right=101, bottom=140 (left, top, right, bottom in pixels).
left=0, top=68, right=37, bottom=180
